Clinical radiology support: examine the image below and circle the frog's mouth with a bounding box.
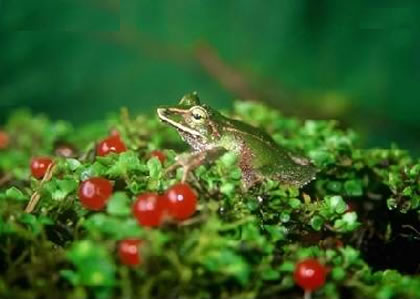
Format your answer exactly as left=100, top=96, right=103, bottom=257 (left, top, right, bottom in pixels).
left=157, top=108, right=205, bottom=140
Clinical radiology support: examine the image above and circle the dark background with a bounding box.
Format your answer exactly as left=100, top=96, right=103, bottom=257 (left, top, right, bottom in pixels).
left=0, top=0, right=419, bottom=154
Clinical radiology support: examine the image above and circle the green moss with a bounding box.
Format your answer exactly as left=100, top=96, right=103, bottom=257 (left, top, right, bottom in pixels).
left=0, top=102, right=419, bottom=299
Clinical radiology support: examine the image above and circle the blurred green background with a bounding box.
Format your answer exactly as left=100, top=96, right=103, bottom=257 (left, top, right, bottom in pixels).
left=0, top=0, right=419, bottom=153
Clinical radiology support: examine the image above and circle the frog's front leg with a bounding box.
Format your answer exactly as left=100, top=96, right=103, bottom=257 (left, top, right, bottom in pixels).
left=166, top=147, right=226, bottom=182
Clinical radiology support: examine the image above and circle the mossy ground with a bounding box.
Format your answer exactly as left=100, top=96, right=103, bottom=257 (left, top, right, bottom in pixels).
left=0, top=102, right=419, bottom=299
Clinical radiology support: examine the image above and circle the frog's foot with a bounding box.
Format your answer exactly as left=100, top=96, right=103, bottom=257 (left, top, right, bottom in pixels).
left=165, top=151, right=209, bottom=183
left=164, top=163, right=181, bottom=176
left=165, top=148, right=227, bottom=183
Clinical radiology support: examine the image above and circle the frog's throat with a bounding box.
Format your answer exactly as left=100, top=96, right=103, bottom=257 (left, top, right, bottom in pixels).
left=157, top=108, right=206, bottom=140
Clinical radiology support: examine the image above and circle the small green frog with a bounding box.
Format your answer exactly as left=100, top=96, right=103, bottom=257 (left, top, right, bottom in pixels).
left=157, top=92, right=316, bottom=189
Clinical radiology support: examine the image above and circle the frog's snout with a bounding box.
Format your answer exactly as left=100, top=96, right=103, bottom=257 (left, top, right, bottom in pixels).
left=157, top=107, right=178, bottom=125
left=157, top=107, right=169, bottom=120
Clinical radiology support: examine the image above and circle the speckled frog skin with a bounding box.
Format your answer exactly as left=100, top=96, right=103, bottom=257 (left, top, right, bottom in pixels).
left=157, top=92, right=317, bottom=188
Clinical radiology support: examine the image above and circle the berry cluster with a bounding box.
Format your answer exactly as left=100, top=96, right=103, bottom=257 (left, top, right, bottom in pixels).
left=27, top=133, right=330, bottom=291
left=82, top=135, right=197, bottom=266
left=120, top=182, right=197, bottom=266
left=132, top=183, right=197, bottom=227
left=28, top=134, right=198, bottom=267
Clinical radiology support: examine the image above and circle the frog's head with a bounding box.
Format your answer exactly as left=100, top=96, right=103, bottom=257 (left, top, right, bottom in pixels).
left=157, top=92, right=222, bottom=149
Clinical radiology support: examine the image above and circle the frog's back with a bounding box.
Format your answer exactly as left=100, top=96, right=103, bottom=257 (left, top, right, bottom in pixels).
left=221, top=117, right=279, bottom=146
left=261, top=153, right=317, bottom=187
left=220, top=117, right=316, bottom=187
left=243, top=132, right=316, bottom=186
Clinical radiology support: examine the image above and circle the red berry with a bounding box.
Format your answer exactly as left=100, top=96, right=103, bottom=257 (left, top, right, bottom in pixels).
left=150, top=150, right=166, bottom=164
left=164, top=183, right=197, bottom=221
left=294, top=258, right=327, bottom=291
left=96, top=135, right=127, bottom=156
left=132, top=193, right=167, bottom=227
left=118, top=239, right=143, bottom=266
left=0, top=131, right=9, bottom=150
left=78, top=177, right=113, bottom=210
left=30, top=157, right=54, bottom=179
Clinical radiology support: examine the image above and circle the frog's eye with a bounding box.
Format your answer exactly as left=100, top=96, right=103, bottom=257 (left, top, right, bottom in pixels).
left=190, top=107, right=207, bottom=123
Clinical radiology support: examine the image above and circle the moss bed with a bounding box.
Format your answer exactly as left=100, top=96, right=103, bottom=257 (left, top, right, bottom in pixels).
left=0, top=102, right=419, bottom=299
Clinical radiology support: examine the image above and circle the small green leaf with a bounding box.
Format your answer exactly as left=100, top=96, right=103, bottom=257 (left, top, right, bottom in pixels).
left=264, top=225, right=287, bottom=241
left=344, top=179, right=363, bottom=196
left=56, top=179, right=78, bottom=200
left=220, top=183, right=235, bottom=196
left=334, top=212, right=360, bottom=232
left=410, top=195, right=419, bottom=210
left=106, top=151, right=145, bottom=178
left=19, top=214, right=53, bottom=235
left=310, top=215, right=324, bottom=231
left=339, top=246, right=360, bottom=264
left=106, top=192, right=131, bottom=216
left=278, top=261, right=295, bottom=272
left=308, top=149, right=336, bottom=167
left=83, top=213, right=142, bottom=239
left=60, top=269, right=80, bottom=285
left=280, top=212, right=290, bottom=223
left=261, top=268, right=281, bottom=280
left=388, top=172, right=402, bottom=190
left=289, top=198, right=301, bottom=209
left=229, top=168, right=242, bottom=180
left=402, top=186, right=413, bottom=197
left=331, top=267, right=346, bottom=281
left=201, top=249, right=250, bottom=286
left=147, top=157, right=162, bottom=179
left=80, top=162, right=108, bottom=180
left=326, top=195, right=347, bottom=214
left=246, top=200, right=259, bottom=211
left=67, top=240, right=116, bottom=287
left=67, top=158, right=82, bottom=171
left=326, top=181, right=342, bottom=193
left=5, top=187, right=28, bottom=201
left=408, top=164, right=420, bottom=178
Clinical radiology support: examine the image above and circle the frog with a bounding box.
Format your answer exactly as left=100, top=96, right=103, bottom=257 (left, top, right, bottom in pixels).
left=157, top=92, right=317, bottom=189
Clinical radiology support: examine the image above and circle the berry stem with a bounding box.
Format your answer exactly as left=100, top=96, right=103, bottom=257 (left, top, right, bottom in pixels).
left=25, top=162, right=55, bottom=213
